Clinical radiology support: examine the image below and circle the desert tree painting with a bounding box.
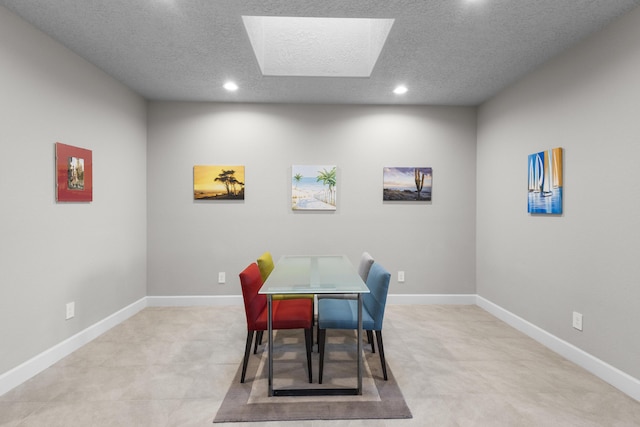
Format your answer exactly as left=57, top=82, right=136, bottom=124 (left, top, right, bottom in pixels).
left=383, top=167, right=432, bottom=201
left=528, top=147, right=563, bottom=214
left=194, top=165, right=245, bottom=200
left=291, top=165, right=337, bottom=210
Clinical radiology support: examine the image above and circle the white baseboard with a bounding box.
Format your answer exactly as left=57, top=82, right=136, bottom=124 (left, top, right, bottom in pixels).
left=387, top=293, right=476, bottom=305
left=477, top=296, right=640, bottom=402
left=146, top=295, right=243, bottom=306
left=0, top=297, right=147, bottom=396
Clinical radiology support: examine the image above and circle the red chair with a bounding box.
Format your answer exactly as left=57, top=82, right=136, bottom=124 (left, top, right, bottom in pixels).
left=239, top=263, right=313, bottom=383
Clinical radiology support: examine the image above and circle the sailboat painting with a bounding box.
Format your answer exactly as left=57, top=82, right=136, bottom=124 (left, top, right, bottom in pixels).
left=528, top=147, right=563, bottom=214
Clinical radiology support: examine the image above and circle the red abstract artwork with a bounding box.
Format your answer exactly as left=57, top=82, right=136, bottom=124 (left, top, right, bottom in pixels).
left=55, top=142, right=93, bottom=202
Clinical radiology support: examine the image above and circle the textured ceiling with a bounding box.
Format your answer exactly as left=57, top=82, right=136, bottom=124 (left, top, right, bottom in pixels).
left=1, top=0, right=639, bottom=106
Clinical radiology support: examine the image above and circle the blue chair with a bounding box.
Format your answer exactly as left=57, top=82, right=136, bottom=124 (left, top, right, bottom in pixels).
left=316, top=252, right=374, bottom=346
left=317, top=261, right=391, bottom=383
left=317, top=252, right=374, bottom=301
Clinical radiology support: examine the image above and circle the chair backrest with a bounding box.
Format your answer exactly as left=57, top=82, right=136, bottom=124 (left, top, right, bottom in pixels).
left=239, top=263, right=267, bottom=330
left=256, top=251, right=275, bottom=282
left=357, top=252, right=375, bottom=282
left=362, top=262, right=391, bottom=331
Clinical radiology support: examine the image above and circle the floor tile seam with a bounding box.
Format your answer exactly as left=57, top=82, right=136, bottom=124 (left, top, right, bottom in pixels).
left=90, top=338, right=202, bottom=349
left=15, top=405, right=55, bottom=427
left=100, top=362, right=180, bottom=368
left=472, top=369, right=600, bottom=394
left=170, top=338, right=240, bottom=343
left=0, top=399, right=48, bottom=421
left=92, top=337, right=173, bottom=344
left=417, top=391, right=537, bottom=398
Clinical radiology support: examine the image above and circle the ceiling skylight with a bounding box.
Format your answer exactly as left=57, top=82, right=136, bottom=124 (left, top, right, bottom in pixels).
left=242, top=16, right=394, bottom=77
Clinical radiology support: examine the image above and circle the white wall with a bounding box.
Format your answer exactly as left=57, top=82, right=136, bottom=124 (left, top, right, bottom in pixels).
left=0, top=7, right=147, bottom=376
left=477, top=7, right=640, bottom=379
left=147, top=103, right=477, bottom=297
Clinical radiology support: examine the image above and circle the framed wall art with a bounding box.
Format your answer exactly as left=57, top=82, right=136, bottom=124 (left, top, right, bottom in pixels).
left=528, top=147, right=563, bottom=214
left=383, top=167, right=432, bottom=201
left=194, top=165, right=245, bottom=200
left=292, top=165, right=337, bottom=210
left=55, top=142, right=93, bottom=202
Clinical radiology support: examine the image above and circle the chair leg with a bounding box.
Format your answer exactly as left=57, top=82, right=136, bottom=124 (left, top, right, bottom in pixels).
left=253, top=331, right=263, bottom=354
left=310, top=305, right=315, bottom=351
left=241, top=330, right=255, bottom=383
left=318, top=328, right=326, bottom=384
left=304, top=328, right=313, bottom=383
left=315, top=314, right=320, bottom=348
left=366, top=330, right=375, bottom=353
left=375, top=330, right=388, bottom=381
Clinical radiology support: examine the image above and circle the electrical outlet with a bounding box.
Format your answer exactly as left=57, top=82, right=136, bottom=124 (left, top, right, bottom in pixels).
left=66, top=302, right=75, bottom=320
left=218, top=272, right=225, bottom=284
left=572, top=311, right=583, bottom=331
left=398, top=271, right=405, bottom=283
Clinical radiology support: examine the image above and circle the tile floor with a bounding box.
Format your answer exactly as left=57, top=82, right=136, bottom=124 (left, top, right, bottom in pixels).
left=1, top=305, right=639, bottom=426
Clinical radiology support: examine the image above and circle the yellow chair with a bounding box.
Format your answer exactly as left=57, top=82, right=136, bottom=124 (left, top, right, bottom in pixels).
left=257, top=251, right=315, bottom=346
left=257, top=252, right=314, bottom=301
left=256, top=251, right=275, bottom=282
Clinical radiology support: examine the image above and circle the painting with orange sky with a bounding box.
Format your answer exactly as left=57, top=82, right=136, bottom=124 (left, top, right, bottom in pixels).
left=194, top=165, right=245, bottom=200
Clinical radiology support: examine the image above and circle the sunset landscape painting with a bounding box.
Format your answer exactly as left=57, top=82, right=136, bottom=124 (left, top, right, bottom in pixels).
left=383, top=167, right=432, bottom=201
left=194, top=165, right=245, bottom=200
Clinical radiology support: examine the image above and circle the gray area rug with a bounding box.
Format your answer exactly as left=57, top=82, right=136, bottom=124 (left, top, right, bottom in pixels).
left=214, top=329, right=412, bottom=423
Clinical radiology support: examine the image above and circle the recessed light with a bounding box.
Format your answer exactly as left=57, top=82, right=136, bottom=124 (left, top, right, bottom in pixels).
left=223, top=81, right=238, bottom=91
left=393, top=85, right=408, bottom=95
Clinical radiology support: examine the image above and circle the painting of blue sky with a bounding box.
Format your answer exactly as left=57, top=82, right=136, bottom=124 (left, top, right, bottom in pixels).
left=383, top=167, right=432, bottom=201
left=292, top=165, right=337, bottom=210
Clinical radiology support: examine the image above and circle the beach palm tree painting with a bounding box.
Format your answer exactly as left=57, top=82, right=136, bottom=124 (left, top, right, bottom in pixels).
left=194, top=165, right=245, bottom=200
left=291, top=165, right=337, bottom=210
left=527, top=147, right=563, bottom=214
left=383, top=167, right=432, bottom=201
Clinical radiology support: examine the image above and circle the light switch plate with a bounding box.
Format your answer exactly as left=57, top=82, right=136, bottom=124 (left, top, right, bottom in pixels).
left=66, top=302, right=75, bottom=320
left=572, top=311, right=583, bottom=331
left=398, top=271, right=405, bottom=282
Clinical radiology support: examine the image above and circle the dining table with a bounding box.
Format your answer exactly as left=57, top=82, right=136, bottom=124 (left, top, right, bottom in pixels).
left=259, top=254, right=370, bottom=397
